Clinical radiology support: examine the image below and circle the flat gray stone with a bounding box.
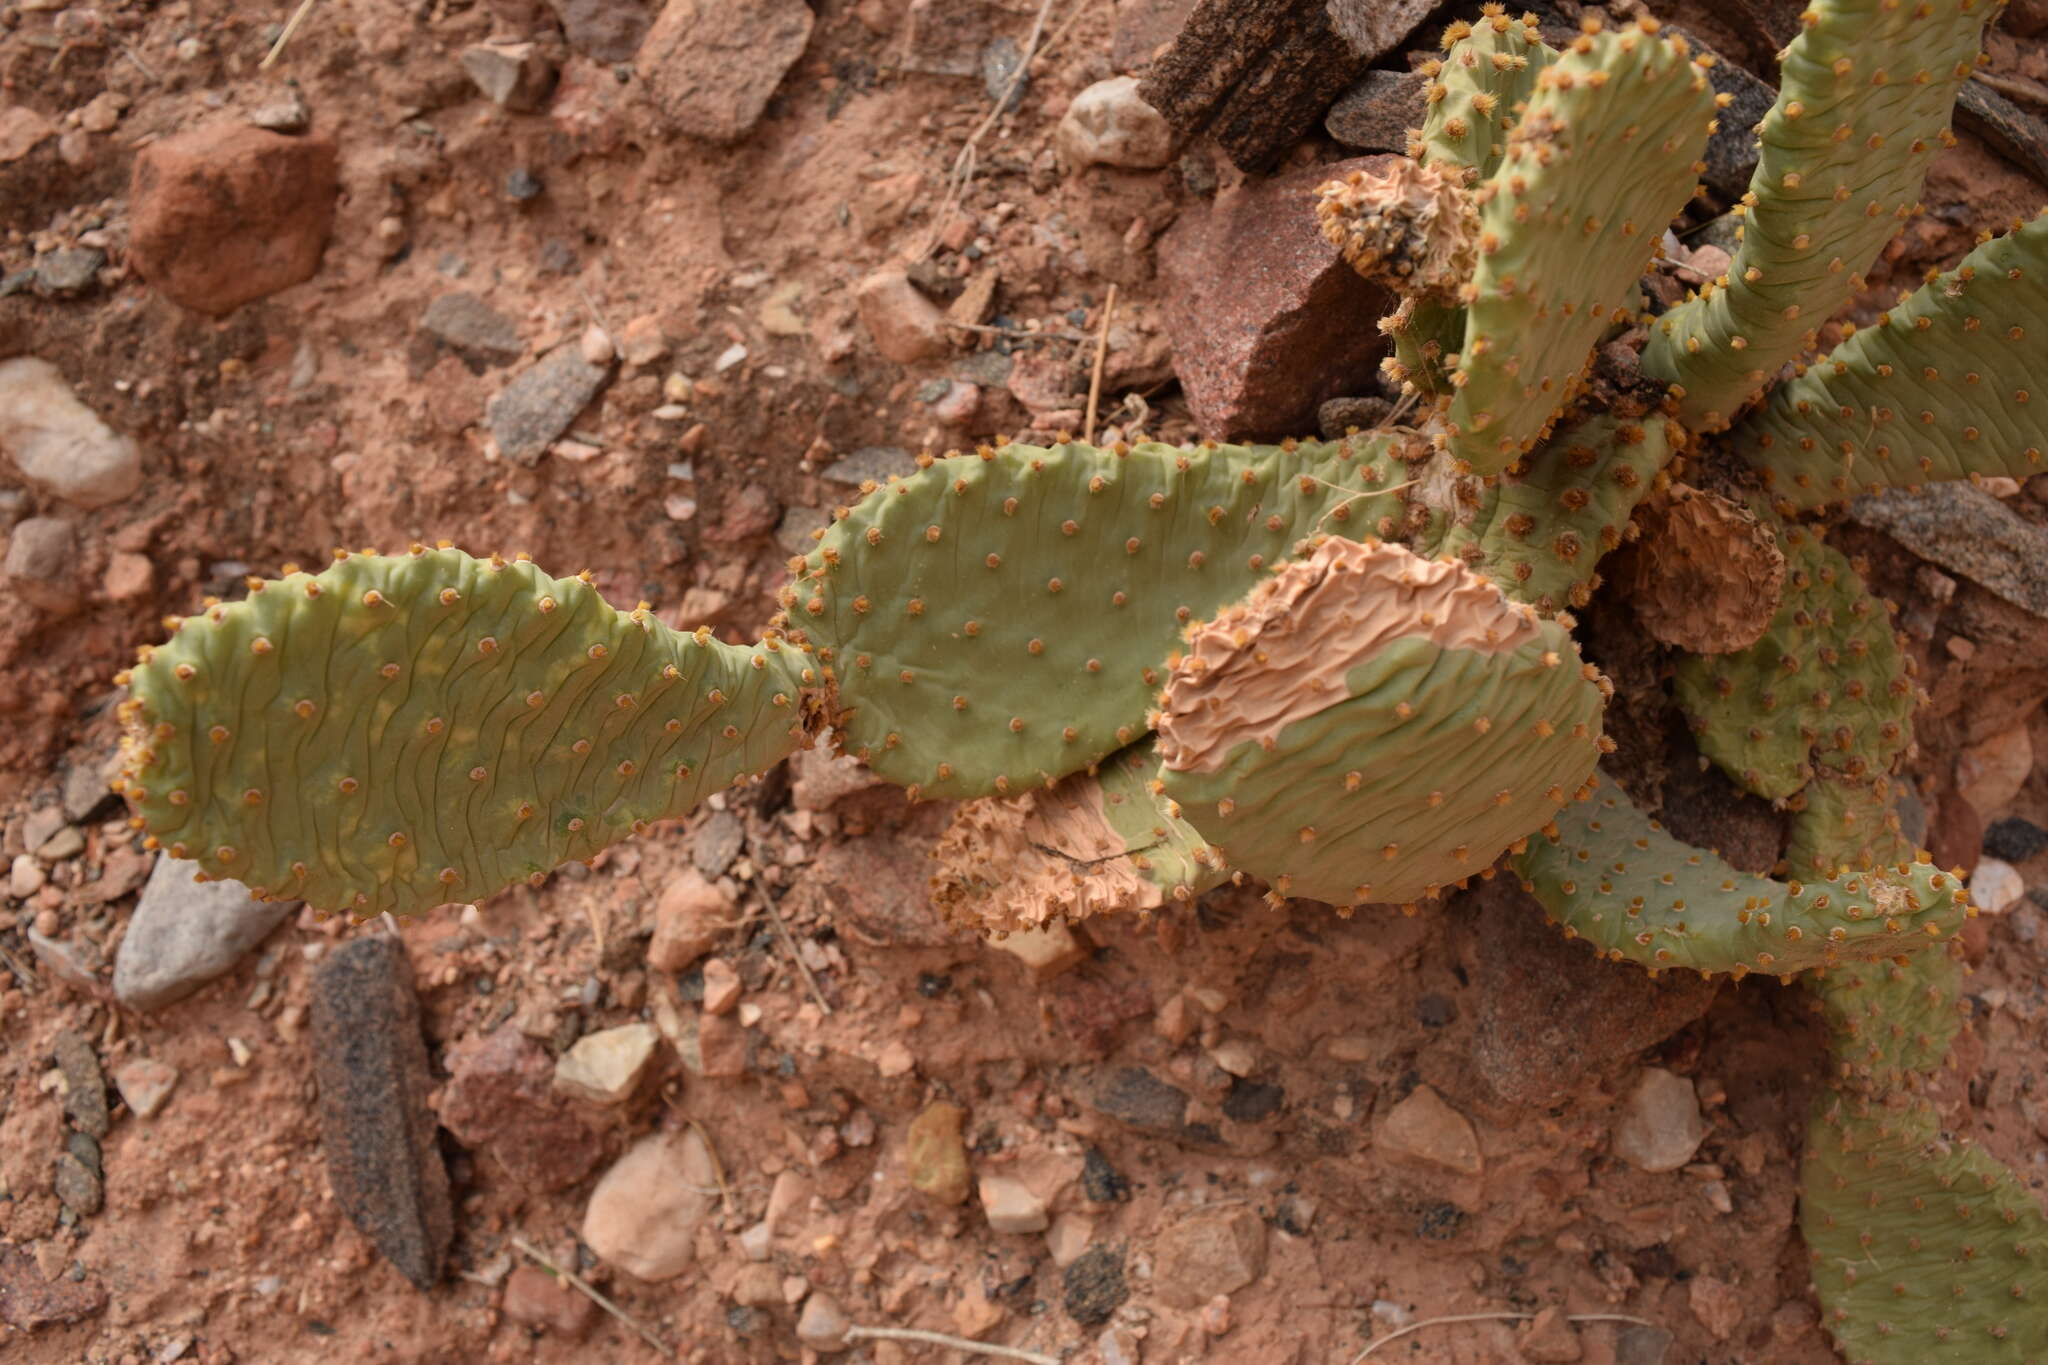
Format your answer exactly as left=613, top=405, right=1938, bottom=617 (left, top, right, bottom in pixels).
left=1851, top=484, right=2048, bottom=619
left=112, top=854, right=296, bottom=1010
left=421, top=292, right=526, bottom=362
left=1325, top=69, right=1426, bottom=154
left=52, top=1030, right=108, bottom=1138
left=311, top=935, right=453, bottom=1289
left=486, top=344, right=609, bottom=466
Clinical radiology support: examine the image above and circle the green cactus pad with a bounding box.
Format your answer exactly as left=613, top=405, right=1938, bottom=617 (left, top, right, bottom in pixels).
left=1787, top=772, right=1913, bottom=878
left=1413, top=410, right=1678, bottom=610
left=1642, top=0, right=1994, bottom=431
left=1155, top=538, right=1608, bottom=907
left=782, top=437, right=1408, bottom=801
left=1673, top=518, right=1915, bottom=802
left=1730, top=212, right=2048, bottom=510
left=1812, top=945, right=1963, bottom=1094
left=1417, top=7, right=1558, bottom=181
left=1383, top=296, right=1467, bottom=398
left=116, top=546, right=813, bottom=919
left=1514, top=781, right=1970, bottom=978
left=928, top=738, right=1224, bottom=934
left=1441, top=20, right=1717, bottom=474
left=1802, top=1087, right=2048, bottom=1363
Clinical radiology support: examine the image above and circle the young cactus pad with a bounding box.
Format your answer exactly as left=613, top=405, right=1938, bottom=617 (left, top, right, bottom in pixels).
left=115, top=546, right=813, bottom=919
left=1514, top=782, right=1970, bottom=978
left=1731, top=212, right=2048, bottom=510
left=780, top=437, right=1408, bottom=801
left=1154, top=538, right=1609, bottom=907
left=1439, top=19, right=1718, bottom=473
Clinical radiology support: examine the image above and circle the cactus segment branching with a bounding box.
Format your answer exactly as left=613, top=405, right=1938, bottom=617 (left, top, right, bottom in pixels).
left=1786, top=771, right=1912, bottom=879
left=1801, top=1087, right=2048, bottom=1364
left=1673, top=518, right=1914, bottom=802
left=116, top=547, right=813, bottom=919
left=1731, top=212, right=2048, bottom=509
left=1812, top=946, right=1963, bottom=1095
left=1156, top=538, right=1608, bottom=907
left=928, top=738, right=1224, bottom=935
left=1412, top=410, right=1677, bottom=610
left=1515, top=781, right=1970, bottom=978
left=781, top=438, right=1409, bottom=801
left=1642, top=0, right=1995, bottom=431
left=1440, top=23, right=1718, bottom=474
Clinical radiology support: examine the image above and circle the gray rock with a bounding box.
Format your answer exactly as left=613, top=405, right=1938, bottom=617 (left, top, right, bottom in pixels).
left=421, top=292, right=526, bottom=363
left=26, top=928, right=102, bottom=994
left=53, top=1151, right=102, bottom=1216
left=459, top=42, right=557, bottom=112
left=1696, top=48, right=1775, bottom=202
left=1851, top=484, right=2048, bottom=619
left=1612, top=1068, right=1706, bottom=1173
left=112, top=854, right=296, bottom=1010
left=33, top=247, right=104, bottom=296
left=0, top=357, right=143, bottom=509
left=486, top=344, right=609, bottom=466
left=59, top=749, right=119, bottom=823
left=544, top=0, right=653, bottom=62
left=1325, top=69, right=1427, bottom=154
left=982, top=35, right=1027, bottom=111
left=1072, top=1065, right=1220, bottom=1146
left=52, top=1030, right=108, bottom=1138
left=5, top=517, right=81, bottom=615
left=249, top=86, right=312, bottom=133
left=1616, top=1323, right=1675, bottom=1365
left=310, top=935, right=453, bottom=1289
left=823, top=445, right=916, bottom=487
left=691, top=809, right=745, bottom=879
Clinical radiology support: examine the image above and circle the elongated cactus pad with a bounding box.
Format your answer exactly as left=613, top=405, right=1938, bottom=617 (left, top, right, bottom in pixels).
left=1731, top=212, right=2048, bottom=510
left=1642, top=0, right=1993, bottom=431
left=780, top=438, right=1407, bottom=801
left=1413, top=410, right=1677, bottom=610
left=1673, top=519, right=1914, bottom=801
left=1155, top=538, right=1608, bottom=907
left=1442, top=20, right=1717, bottom=474
left=1802, top=1087, right=2048, bottom=1363
left=1812, top=945, right=1963, bottom=1093
left=116, top=546, right=813, bottom=919
left=1786, top=771, right=1910, bottom=878
left=1416, top=6, right=1557, bottom=181
left=928, top=739, right=1223, bottom=935
left=1515, top=782, right=1970, bottom=977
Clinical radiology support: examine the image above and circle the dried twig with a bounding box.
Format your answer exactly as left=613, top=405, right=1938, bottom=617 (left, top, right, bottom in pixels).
left=259, top=0, right=320, bottom=70
left=1082, top=283, right=1118, bottom=444
left=510, top=1236, right=676, bottom=1360
left=845, top=1325, right=1061, bottom=1364
left=686, top=1118, right=734, bottom=1215
left=921, top=0, right=1062, bottom=259
left=946, top=320, right=1092, bottom=344
left=1349, top=1311, right=1659, bottom=1361
left=750, top=872, right=833, bottom=1015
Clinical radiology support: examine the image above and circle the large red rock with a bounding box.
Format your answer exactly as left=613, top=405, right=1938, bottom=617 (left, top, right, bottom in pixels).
left=1157, top=155, right=1396, bottom=441
left=639, top=0, right=814, bottom=142
left=127, top=124, right=338, bottom=315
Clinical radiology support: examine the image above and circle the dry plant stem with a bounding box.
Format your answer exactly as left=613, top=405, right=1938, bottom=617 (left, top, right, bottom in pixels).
left=750, top=872, right=833, bottom=1015
left=258, top=0, right=319, bottom=69
left=1083, top=283, right=1119, bottom=443
left=1350, top=1312, right=1659, bottom=1361
left=844, top=1325, right=1062, bottom=1364
left=921, top=0, right=1062, bottom=258
left=510, top=1236, right=676, bottom=1360
left=686, top=1117, right=734, bottom=1215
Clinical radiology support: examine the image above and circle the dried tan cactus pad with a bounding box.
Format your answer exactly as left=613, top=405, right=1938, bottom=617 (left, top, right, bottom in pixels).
left=1156, top=538, right=1609, bottom=907
left=1616, top=483, right=1786, bottom=654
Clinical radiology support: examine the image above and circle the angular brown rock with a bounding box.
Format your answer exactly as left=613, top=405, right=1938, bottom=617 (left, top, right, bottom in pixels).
left=438, top=1026, right=603, bottom=1191
left=1157, top=155, right=1396, bottom=440
left=127, top=124, right=338, bottom=316
left=639, top=0, right=815, bottom=142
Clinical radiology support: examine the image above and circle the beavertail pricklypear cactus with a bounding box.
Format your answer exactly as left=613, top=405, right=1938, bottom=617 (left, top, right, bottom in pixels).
left=111, top=2, right=2047, bottom=1358
left=115, top=546, right=815, bottom=917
